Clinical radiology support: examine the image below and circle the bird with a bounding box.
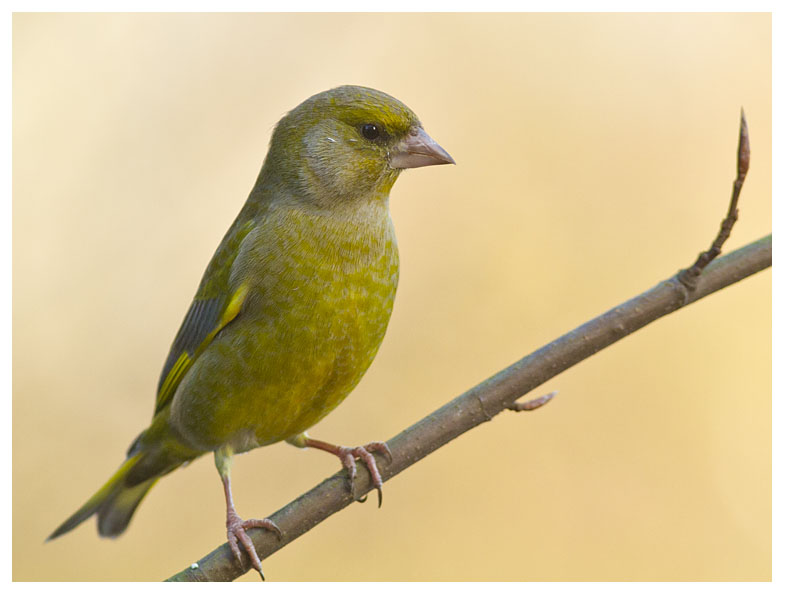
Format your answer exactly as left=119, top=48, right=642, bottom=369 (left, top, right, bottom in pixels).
left=48, top=85, right=455, bottom=578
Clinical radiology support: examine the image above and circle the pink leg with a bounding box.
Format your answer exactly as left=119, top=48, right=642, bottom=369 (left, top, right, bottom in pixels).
left=221, top=472, right=282, bottom=580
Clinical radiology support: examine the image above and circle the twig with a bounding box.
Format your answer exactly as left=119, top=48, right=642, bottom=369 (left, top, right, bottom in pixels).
left=167, top=113, right=770, bottom=582
left=678, top=109, right=750, bottom=289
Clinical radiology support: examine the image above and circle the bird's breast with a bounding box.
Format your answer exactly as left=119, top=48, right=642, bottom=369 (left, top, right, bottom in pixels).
left=180, top=203, right=400, bottom=450
left=241, top=203, right=400, bottom=324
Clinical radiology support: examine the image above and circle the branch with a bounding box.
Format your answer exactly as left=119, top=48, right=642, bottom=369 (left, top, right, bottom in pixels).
left=167, top=114, right=770, bottom=582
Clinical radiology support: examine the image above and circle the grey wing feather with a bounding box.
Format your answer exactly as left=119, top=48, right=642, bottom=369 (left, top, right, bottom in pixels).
left=156, top=296, right=224, bottom=396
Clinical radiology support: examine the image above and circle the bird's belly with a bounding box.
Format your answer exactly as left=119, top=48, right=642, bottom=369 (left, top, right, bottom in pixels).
left=169, top=256, right=398, bottom=453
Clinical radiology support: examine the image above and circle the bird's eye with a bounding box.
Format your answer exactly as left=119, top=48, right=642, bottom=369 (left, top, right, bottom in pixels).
left=361, top=123, right=380, bottom=140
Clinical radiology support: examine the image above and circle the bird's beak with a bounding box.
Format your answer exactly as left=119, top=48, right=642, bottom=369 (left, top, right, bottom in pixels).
left=389, top=127, right=455, bottom=169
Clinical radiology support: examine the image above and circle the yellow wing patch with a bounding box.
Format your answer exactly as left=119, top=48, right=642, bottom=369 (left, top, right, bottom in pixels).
left=154, top=283, right=249, bottom=413
left=155, top=352, right=192, bottom=412
left=219, top=284, right=248, bottom=328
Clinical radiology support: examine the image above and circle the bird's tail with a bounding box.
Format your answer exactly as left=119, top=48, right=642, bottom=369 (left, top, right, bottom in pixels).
left=47, top=453, right=158, bottom=540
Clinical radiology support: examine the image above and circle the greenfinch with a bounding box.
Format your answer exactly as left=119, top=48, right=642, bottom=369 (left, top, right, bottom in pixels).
left=48, top=85, right=454, bottom=578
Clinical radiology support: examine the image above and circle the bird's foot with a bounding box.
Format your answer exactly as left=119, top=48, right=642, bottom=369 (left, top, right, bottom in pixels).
left=225, top=510, right=282, bottom=580
left=311, top=439, right=392, bottom=506
left=336, top=442, right=392, bottom=506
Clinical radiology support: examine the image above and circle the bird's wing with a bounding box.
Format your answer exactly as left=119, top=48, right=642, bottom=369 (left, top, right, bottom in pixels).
left=154, top=219, right=256, bottom=414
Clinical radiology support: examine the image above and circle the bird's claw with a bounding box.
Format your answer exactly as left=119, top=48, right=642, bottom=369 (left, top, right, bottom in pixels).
left=336, top=441, right=392, bottom=507
left=226, top=511, right=282, bottom=580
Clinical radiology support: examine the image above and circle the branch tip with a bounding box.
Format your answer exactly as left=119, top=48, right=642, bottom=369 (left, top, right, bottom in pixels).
left=737, top=108, right=750, bottom=180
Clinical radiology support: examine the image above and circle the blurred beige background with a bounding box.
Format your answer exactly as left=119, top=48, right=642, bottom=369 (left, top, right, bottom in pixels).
left=13, top=13, right=771, bottom=581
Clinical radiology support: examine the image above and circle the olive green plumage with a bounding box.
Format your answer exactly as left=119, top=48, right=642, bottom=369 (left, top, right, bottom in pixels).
left=49, top=85, right=453, bottom=541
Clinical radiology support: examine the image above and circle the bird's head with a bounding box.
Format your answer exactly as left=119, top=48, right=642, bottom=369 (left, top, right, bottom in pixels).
left=262, top=85, right=454, bottom=206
